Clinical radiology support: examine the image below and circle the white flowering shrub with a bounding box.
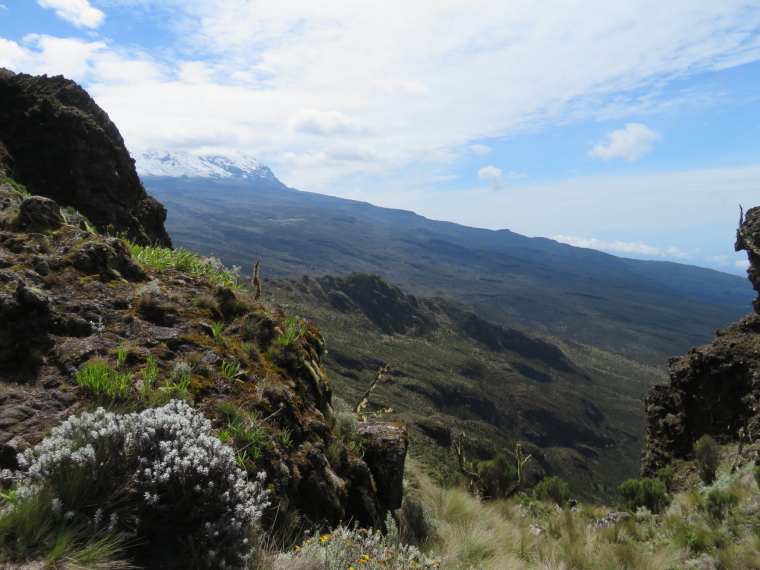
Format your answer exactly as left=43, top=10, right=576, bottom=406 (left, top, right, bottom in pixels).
left=280, top=516, right=439, bottom=570
left=3, top=400, right=269, bottom=569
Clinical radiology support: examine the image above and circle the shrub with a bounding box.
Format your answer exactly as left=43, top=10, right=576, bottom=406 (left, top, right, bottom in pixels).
left=657, top=467, right=676, bottom=492
left=618, top=478, right=670, bottom=514
left=535, top=476, right=570, bottom=505
left=397, top=491, right=435, bottom=547
left=695, top=435, right=720, bottom=485
left=334, top=410, right=359, bottom=437
left=280, top=516, right=439, bottom=570
left=704, top=489, right=738, bottom=522
left=476, top=454, right=518, bottom=500
left=1, top=401, right=269, bottom=569
left=194, top=295, right=218, bottom=311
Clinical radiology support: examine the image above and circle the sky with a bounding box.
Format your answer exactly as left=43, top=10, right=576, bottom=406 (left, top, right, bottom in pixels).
left=1, top=1, right=759, bottom=276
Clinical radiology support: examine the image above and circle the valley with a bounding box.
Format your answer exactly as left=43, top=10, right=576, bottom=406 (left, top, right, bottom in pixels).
left=145, top=175, right=751, bottom=366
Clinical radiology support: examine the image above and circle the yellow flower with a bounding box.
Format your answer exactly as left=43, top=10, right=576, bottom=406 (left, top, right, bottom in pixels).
left=306, top=540, right=312, bottom=543
left=295, top=546, right=301, bottom=552
left=363, top=555, right=370, bottom=560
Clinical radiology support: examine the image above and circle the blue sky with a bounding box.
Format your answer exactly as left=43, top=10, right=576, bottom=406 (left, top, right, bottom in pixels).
left=1, top=1, right=760, bottom=275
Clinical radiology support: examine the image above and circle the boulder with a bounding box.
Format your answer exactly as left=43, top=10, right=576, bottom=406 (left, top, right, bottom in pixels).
left=18, top=196, right=65, bottom=228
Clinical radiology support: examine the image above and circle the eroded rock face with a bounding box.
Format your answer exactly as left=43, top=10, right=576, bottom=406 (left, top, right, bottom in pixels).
left=0, top=187, right=397, bottom=530
left=0, top=69, right=170, bottom=246
left=356, top=422, right=408, bottom=515
left=736, top=206, right=760, bottom=314
left=641, top=206, right=760, bottom=476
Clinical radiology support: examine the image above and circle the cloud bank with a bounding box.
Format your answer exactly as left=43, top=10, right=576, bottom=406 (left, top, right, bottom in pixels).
left=0, top=1, right=757, bottom=191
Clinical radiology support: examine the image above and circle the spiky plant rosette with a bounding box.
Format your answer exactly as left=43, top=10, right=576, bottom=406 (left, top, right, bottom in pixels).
left=2, top=400, right=269, bottom=569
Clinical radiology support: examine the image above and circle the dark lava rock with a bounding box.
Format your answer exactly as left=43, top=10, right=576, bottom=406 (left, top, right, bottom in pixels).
left=18, top=196, right=65, bottom=228
left=0, top=69, right=170, bottom=246
left=641, top=205, right=760, bottom=476
left=736, top=205, right=760, bottom=314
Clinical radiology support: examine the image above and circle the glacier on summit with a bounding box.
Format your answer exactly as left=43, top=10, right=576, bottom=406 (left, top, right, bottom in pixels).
left=134, top=149, right=282, bottom=183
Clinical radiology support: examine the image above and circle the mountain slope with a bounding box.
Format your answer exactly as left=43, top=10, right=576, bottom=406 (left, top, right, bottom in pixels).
left=143, top=175, right=750, bottom=365
left=264, top=272, right=666, bottom=503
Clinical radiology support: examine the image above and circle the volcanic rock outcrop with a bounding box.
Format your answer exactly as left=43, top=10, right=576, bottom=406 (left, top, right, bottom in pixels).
left=0, top=69, right=170, bottom=245
left=0, top=181, right=405, bottom=528
left=641, top=206, right=760, bottom=476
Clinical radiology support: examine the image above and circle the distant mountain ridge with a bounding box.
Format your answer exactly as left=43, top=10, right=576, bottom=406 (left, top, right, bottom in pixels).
left=140, top=164, right=753, bottom=365
left=135, top=149, right=284, bottom=184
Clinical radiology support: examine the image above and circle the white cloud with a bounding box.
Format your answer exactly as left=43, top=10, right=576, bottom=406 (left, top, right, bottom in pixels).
left=554, top=235, right=691, bottom=258
left=588, top=123, right=661, bottom=162
left=282, top=142, right=377, bottom=167
left=373, top=77, right=430, bottom=95
left=471, top=144, right=492, bottom=155
left=736, top=259, right=750, bottom=268
left=706, top=254, right=729, bottom=264
left=10, top=1, right=759, bottom=189
left=0, top=35, right=107, bottom=79
left=290, top=109, right=369, bottom=137
left=506, top=172, right=528, bottom=179
left=0, top=5, right=7, bottom=10
left=0, top=38, right=27, bottom=69
left=37, top=0, right=105, bottom=29
left=478, top=165, right=504, bottom=191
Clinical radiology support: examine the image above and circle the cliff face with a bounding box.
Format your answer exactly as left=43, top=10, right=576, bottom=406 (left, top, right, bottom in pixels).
left=0, top=69, right=171, bottom=246
left=642, top=206, right=760, bottom=476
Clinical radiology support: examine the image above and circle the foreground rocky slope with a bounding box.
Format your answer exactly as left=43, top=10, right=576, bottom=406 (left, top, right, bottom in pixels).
left=642, top=205, right=760, bottom=476
left=266, top=272, right=666, bottom=502
left=0, top=69, right=170, bottom=246
left=0, top=182, right=406, bottom=530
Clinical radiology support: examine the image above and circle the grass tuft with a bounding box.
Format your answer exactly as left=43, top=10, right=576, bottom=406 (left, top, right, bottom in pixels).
left=76, top=359, right=132, bottom=399
left=124, top=240, right=244, bottom=289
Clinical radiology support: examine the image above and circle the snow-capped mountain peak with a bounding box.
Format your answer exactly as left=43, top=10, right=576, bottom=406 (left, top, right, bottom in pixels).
left=134, top=149, right=282, bottom=184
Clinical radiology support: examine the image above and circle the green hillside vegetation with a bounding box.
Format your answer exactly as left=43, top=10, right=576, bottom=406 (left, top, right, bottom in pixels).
left=146, top=177, right=749, bottom=366
left=262, top=272, right=666, bottom=503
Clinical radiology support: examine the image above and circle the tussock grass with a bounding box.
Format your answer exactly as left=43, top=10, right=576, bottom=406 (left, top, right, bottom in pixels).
left=75, top=359, right=132, bottom=399
left=124, top=240, right=244, bottom=289
left=386, top=458, right=760, bottom=570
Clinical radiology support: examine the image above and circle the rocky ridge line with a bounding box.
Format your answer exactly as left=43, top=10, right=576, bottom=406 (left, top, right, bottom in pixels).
left=641, top=205, right=760, bottom=476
